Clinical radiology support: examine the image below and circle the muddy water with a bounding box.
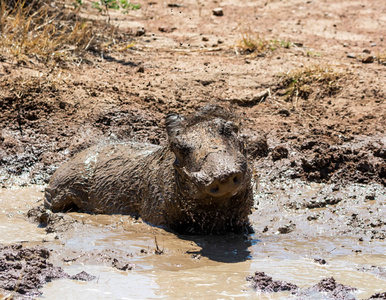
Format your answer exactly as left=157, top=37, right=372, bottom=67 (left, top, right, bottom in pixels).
left=1, top=186, right=386, bottom=299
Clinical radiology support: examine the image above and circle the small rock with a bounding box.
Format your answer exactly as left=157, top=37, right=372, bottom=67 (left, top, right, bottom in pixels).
left=278, top=222, right=295, bottom=234
left=272, top=146, right=289, bottom=161
left=332, top=184, right=340, bottom=191
left=202, top=37, right=209, bottom=42
left=314, top=258, right=327, bottom=265
left=217, top=39, right=224, bottom=44
left=363, top=49, right=371, bottom=54
left=71, top=271, right=96, bottom=281
left=196, top=79, right=214, bottom=86
left=362, top=56, right=374, bottom=64
left=370, top=43, right=377, bottom=47
left=158, top=27, right=177, bottom=33
left=365, top=194, right=376, bottom=201
left=137, top=66, right=145, bottom=73
left=59, top=101, right=66, bottom=109
left=212, top=7, right=223, bottom=16
left=112, top=258, right=134, bottom=271
left=167, top=3, right=182, bottom=7
left=347, top=53, right=356, bottom=58
left=278, top=108, right=290, bottom=116
left=136, top=27, right=146, bottom=37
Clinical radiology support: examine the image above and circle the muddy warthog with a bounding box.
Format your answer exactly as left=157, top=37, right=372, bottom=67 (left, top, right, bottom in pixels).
left=44, top=106, right=253, bottom=234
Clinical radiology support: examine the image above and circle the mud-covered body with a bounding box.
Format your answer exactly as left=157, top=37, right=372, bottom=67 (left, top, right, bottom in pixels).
left=45, top=106, right=253, bottom=234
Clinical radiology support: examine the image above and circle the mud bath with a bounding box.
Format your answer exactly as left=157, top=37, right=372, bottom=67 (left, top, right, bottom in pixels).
left=1, top=186, right=386, bottom=299
left=0, top=0, right=385, bottom=298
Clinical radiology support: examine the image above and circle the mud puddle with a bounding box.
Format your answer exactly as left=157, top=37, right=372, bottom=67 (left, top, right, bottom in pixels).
left=1, top=186, right=386, bottom=299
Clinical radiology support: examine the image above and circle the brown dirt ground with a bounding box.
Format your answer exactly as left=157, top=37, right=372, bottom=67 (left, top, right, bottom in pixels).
left=0, top=0, right=385, bottom=298
left=0, top=0, right=385, bottom=187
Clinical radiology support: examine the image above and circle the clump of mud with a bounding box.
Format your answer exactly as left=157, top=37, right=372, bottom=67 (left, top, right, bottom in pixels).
left=246, top=273, right=362, bottom=299
left=27, top=205, right=78, bottom=235
left=358, top=265, right=386, bottom=279
left=61, top=249, right=135, bottom=272
left=368, top=292, right=386, bottom=299
left=0, top=244, right=95, bottom=298
left=297, top=141, right=386, bottom=186
left=246, top=271, right=298, bottom=292
left=297, top=277, right=357, bottom=299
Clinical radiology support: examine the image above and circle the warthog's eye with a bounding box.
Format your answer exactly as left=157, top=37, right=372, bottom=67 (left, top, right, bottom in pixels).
left=220, top=121, right=239, bottom=136
left=173, top=141, right=193, bottom=155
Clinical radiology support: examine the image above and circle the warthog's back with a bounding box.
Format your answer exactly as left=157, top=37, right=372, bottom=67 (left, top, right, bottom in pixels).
left=45, top=142, right=169, bottom=217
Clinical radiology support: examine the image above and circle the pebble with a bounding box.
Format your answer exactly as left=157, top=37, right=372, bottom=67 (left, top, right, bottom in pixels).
left=212, top=7, right=223, bottom=16
left=167, top=3, right=182, bottom=7
left=158, top=27, right=177, bottom=33
left=136, top=27, right=146, bottom=37
left=347, top=53, right=356, bottom=58
left=278, top=108, right=290, bottom=116
left=363, top=49, right=371, bottom=54
left=362, top=56, right=374, bottom=64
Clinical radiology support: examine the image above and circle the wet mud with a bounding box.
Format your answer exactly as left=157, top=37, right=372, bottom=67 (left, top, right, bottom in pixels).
left=0, top=244, right=95, bottom=298
left=246, top=271, right=298, bottom=292
left=0, top=186, right=385, bottom=299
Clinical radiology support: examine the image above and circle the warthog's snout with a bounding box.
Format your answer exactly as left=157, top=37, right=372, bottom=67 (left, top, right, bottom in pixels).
left=205, top=171, right=243, bottom=197
left=190, top=151, right=247, bottom=198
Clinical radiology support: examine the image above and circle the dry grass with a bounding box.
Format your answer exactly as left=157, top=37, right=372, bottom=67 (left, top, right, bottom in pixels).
left=236, top=33, right=292, bottom=56
left=0, top=0, right=135, bottom=63
left=277, top=65, right=347, bottom=102
left=0, top=0, right=95, bottom=62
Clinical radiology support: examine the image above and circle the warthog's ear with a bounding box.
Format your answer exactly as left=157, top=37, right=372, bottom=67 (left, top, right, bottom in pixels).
left=165, top=113, right=184, bottom=137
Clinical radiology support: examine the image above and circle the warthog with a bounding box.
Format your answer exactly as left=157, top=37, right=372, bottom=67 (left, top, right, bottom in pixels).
left=44, top=106, right=253, bottom=234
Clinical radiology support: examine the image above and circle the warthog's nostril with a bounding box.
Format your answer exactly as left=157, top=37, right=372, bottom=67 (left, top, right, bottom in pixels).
left=233, top=174, right=240, bottom=184
left=210, top=186, right=220, bottom=194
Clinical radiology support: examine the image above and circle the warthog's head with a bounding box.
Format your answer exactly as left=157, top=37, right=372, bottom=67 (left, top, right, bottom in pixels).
left=166, top=105, right=250, bottom=202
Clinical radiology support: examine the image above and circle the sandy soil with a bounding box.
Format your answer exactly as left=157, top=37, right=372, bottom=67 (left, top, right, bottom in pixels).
left=0, top=0, right=385, bottom=298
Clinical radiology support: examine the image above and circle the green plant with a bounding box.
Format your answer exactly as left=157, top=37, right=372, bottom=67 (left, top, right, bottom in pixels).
left=92, top=0, right=140, bottom=23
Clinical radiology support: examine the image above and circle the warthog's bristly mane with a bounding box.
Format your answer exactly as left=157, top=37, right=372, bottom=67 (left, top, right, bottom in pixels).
left=166, top=105, right=236, bottom=134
